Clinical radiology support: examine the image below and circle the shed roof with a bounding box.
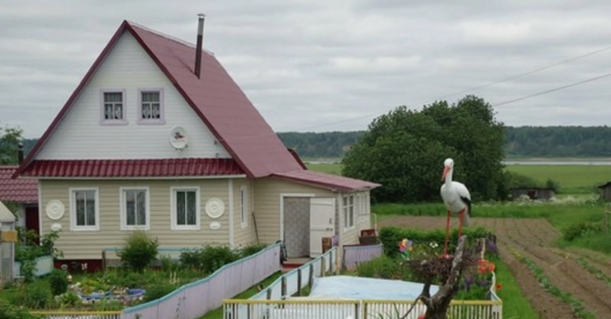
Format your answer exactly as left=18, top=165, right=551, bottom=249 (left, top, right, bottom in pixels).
left=0, top=166, right=38, bottom=204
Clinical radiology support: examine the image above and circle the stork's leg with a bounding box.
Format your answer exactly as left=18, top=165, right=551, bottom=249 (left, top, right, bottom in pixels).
left=443, top=209, right=451, bottom=256
left=458, top=209, right=465, bottom=238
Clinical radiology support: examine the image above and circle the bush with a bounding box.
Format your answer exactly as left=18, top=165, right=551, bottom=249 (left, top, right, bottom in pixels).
left=0, top=298, right=40, bottom=319
left=355, top=255, right=405, bottom=280
left=379, top=226, right=489, bottom=257
left=144, top=282, right=179, bottom=302
left=239, top=242, right=268, bottom=258
left=48, top=269, right=69, bottom=296
left=563, top=222, right=604, bottom=241
left=179, top=244, right=240, bottom=273
left=118, top=231, right=159, bottom=273
left=13, top=281, right=52, bottom=309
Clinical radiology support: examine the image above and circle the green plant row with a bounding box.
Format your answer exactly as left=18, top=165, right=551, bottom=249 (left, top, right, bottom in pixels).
left=508, top=247, right=597, bottom=319
left=575, top=257, right=611, bottom=287
left=379, top=226, right=490, bottom=257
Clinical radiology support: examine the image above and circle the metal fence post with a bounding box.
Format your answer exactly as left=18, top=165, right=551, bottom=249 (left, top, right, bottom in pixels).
left=281, top=276, right=287, bottom=299
left=297, top=268, right=302, bottom=296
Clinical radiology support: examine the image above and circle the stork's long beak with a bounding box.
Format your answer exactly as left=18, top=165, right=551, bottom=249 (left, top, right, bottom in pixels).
left=442, top=166, right=450, bottom=180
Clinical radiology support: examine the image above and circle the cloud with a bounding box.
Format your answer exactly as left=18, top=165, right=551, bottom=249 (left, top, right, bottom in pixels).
left=1, top=0, right=611, bottom=138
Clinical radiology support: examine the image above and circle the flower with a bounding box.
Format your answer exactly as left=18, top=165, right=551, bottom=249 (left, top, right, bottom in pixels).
left=417, top=314, right=425, bottom=319
left=496, top=283, right=502, bottom=291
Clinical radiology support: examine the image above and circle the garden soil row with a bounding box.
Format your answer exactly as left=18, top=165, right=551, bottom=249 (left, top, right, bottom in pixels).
left=379, top=216, right=611, bottom=319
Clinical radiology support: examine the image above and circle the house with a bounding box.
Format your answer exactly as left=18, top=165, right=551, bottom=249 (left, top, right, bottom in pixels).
left=508, top=187, right=555, bottom=201
left=597, top=181, right=611, bottom=201
left=12, top=17, right=381, bottom=272
left=0, top=159, right=40, bottom=242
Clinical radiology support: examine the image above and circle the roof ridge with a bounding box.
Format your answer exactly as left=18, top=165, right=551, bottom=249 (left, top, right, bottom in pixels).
left=126, top=20, right=215, bottom=57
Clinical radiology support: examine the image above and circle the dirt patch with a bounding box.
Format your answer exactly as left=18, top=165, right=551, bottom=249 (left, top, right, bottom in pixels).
left=378, top=216, right=611, bottom=318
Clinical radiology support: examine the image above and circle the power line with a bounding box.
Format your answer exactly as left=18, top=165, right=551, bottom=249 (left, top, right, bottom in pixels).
left=294, top=44, right=611, bottom=131
left=228, top=69, right=611, bottom=142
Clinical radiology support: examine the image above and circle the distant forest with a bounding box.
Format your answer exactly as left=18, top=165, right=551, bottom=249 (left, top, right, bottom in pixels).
left=20, top=126, right=611, bottom=159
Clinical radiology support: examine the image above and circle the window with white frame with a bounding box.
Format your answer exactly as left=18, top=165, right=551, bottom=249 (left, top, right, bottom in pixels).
left=171, top=187, right=200, bottom=230
left=101, top=91, right=125, bottom=122
left=138, top=89, right=164, bottom=124
left=343, top=195, right=354, bottom=229
left=70, top=188, right=99, bottom=231
left=240, top=185, right=248, bottom=227
left=121, top=188, right=150, bottom=230
left=359, top=193, right=368, bottom=222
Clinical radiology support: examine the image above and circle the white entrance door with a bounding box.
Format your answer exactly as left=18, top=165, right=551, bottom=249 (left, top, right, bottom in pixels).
left=309, top=197, right=335, bottom=258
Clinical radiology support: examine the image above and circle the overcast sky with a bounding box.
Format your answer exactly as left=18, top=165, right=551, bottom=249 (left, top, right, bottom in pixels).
left=1, top=0, right=611, bottom=139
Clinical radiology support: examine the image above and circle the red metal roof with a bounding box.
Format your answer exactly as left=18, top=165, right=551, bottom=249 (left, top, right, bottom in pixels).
left=15, top=21, right=302, bottom=179
left=272, top=170, right=381, bottom=192
left=14, top=20, right=381, bottom=191
left=19, top=159, right=244, bottom=178
left=0, top=166, right=38, bottom=204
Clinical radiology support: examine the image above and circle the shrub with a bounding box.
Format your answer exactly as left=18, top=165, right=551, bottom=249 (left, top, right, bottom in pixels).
left=118, top=231, right=159, bottom=273
left=179, top=244, right=240, bottom=273
left=48, top=269, right=69, bottom=296
left=355, top=255, right=404, bottom=280
left=379, top=226, right=489, bottom=257
left=144, top=282, right=179, bottom=302
left=563, top=222, right=604, bottom=241
left=239, top=242, right=268, bottom=258
left=0, top=298, right=40, bottom=319
left=13, top=281, right=52, bottom=309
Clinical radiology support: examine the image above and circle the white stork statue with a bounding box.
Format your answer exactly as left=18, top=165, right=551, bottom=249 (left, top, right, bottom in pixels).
left=439, top=158, right=471, bottom=256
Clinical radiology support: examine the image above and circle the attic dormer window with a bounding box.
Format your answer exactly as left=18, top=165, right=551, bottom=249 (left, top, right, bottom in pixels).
left=100, top=89, right=127, bottom=125
left=138, top=88, right=165, bottom=124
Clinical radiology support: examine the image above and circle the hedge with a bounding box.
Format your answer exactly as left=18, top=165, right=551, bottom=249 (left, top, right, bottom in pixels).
left=379, top=226, right=491, bottom=257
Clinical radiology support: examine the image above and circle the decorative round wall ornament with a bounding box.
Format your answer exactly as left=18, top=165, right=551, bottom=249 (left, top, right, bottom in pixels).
left=51, top=223, right=62, bottom=231
left=205, top=198, right=225, bottom=219
left=209, top=222, right=221, bottom=230
left=46, top=200, right=65, bottom=220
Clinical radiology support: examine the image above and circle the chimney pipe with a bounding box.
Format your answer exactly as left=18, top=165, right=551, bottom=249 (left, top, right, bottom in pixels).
left=194, top=14, right=205, bottom=79
left=17, top=142, right=23, bottom=164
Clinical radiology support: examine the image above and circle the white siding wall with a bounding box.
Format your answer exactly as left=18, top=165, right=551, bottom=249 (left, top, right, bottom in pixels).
left=36, top=32, right=231, bottom=160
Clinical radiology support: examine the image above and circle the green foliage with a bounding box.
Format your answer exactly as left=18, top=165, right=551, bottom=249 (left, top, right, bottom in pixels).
left=179, top=245, right=240, bottom=273
left=143, top=281, right=179, bottom=302
left=14, top=228, right=62, bottom=282
left=0, top=125, right=23, bottom=165
left=562, top=222, right=604, bottom=241
left=48, top=269, right=69, bottom=296
left=546, top=178, right=561, bottom=193
left=118, top=231, right=159, bottom=273
left=355, top=255, right=405, bottom=280
left=378, top=226, right=489, bottom=258
left=0, top=298, right=41, bottom=319
left=13, top=281, right=52, bottom=309
left=341, top=95, right=507, bottom=203
left=239, top=242, right=268, bottom=258
left=510, top=248, right=597, bottom=319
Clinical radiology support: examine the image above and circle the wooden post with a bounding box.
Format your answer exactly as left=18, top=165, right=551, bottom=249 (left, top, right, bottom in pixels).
left=297, top=268, right=302, bottom=296
left=308, top=263, right=314, bottom=287
left=281, top=276, right=287, bottom=299
left=321, top=258, right=326, bottom=277
left=266, top=288, right=272, bottom=300
left=329, top=248, right=334, bottom=274
left=335, top=246, right=341, bottom=275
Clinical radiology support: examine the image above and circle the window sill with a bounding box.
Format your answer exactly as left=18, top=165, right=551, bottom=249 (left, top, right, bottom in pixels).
left=171, top=225, right=201, bottom=231
left=100, top=120, right=129, bottom=126
left=138, top=120, right=166, bottom=125
left=121, top=225, right=150, bottom=231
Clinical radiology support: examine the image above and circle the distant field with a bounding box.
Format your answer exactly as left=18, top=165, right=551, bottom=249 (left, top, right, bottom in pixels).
left=305, top=162, right=611, bottom=194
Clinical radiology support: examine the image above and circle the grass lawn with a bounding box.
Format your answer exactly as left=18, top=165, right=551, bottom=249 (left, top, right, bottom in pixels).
left=493, top=258, right=540, bottom=319
left=199, top=272, right=282, bottom=319
left=506, top=164, right=611, bottom=194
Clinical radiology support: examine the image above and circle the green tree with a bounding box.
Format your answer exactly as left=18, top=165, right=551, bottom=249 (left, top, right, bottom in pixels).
left=0, top=124, right=23, bottom=165
left=341, top=95, right=507, bottom=203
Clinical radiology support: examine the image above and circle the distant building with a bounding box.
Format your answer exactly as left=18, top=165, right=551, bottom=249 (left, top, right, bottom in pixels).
left=509, top=187, right=555, bottom=201
left=597, top=182, right=611, bottom=201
